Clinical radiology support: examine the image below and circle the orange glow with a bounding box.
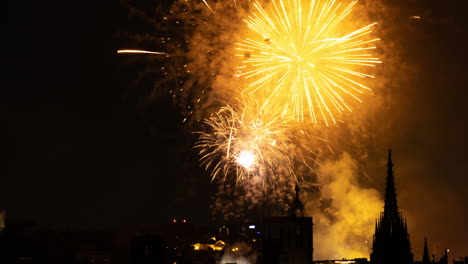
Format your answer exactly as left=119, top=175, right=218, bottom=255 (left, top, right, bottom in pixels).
left=192, top=240, right=226, bottom=251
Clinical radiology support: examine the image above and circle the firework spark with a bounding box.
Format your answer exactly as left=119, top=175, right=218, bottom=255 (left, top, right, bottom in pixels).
left=195, top=96, right=296, bottom=183
left=235, top=0, right=381, bottom=125
left=202, top=0, right=217, bottom=16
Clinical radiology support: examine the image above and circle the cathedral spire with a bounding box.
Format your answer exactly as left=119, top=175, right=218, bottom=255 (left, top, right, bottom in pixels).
left=423, top=237, right=430, bottom=264
left=384, top=149, right=399, bottom=220
left=371, top=150, right=413, bottom=264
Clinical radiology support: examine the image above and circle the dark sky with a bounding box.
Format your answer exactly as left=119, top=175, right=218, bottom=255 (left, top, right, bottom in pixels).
left=5, top=0, right=212, bottom=228
left=5, top=0, right=468, bottom=259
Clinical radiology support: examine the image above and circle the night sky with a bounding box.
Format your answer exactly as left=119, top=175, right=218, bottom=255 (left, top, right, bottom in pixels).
left=5, top=0, right=468, bottom=260
left=6, top=0, right=211, bottom=228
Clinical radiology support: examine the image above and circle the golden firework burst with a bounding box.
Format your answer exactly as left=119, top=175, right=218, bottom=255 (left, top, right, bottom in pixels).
left=236, top=0, right=381, bottom=125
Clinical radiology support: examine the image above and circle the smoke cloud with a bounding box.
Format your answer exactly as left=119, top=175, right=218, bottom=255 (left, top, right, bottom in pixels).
left=304, top=153, right=382, bottom=259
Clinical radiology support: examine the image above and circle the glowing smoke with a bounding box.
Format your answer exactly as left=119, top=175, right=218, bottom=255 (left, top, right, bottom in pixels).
left=304, top=153, right=382, bottom=259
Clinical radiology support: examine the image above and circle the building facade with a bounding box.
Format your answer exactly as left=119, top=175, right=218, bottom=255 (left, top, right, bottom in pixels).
left=262, top=216, right=313, bottom=264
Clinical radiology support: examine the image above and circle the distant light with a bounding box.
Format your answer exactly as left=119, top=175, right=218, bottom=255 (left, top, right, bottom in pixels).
left=182, top=219, right=187, bottom=223
left=256, top=231, right=261, bottom=235
left=249, top=225, right=256, bottom=229
left=173, top=219, right=177, bottom=223
left=409, top=15, right=421, bottom=20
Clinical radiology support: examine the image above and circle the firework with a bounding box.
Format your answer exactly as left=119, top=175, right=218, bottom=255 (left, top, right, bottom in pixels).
left=236, top=0, right=381, bottom=125
left=195, top=96, right=296, bottom=184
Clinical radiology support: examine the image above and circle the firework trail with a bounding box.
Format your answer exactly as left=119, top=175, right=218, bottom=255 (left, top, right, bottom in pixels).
left=117, top=49, right=166, bottom=55
left=236, top=0, right=381, bottom=125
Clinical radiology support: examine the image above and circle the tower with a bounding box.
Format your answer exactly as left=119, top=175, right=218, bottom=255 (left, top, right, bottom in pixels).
left=262, top=183, right=313, bottom=264
left=423, top=237, right=431, bottom=264
left=291, top=183, right=304, bottom=217
left=262, top=216, right=313, bottom=264
left=371, top=150, right=413, bottom=264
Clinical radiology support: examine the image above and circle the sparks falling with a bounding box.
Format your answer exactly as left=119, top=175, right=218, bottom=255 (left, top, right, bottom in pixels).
left=195, top=96, right=296, bottom=183
left=235, top=0, right=381, bottom=125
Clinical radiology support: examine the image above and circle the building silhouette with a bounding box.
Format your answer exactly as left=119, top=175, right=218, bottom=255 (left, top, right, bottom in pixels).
left=261, top=184, right=313, bottom=264
left=423, top=237, right=431, bottom=264
left=130, top=234, right=170, bottom=264
left=370, top=150, right=413, bottom=264
left=262, top=216, right=313, bottom=264
left=0, top=210, right=5, bottom=232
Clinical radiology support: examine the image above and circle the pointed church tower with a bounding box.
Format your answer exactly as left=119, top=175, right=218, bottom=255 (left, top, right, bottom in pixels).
left=384, top=150, right=399, bottom=220
left=370, top=150, right=413, bottom=264
left=423, top=237, right=431, bottom=264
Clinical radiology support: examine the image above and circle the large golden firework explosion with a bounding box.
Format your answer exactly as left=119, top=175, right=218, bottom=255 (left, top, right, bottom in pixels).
left=235, top=0, right=381, bottom=125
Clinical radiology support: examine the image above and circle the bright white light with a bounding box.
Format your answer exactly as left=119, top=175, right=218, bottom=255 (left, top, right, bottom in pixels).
left=236, top=150, right=255, bottom=169
left=249, top=225, right=256, bottom=229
